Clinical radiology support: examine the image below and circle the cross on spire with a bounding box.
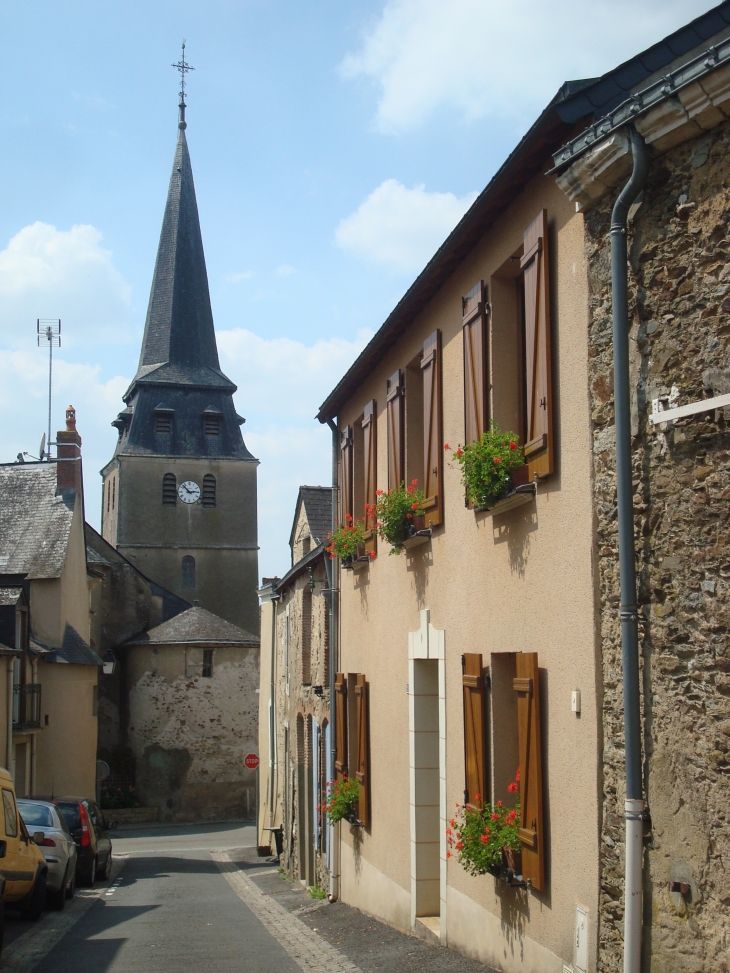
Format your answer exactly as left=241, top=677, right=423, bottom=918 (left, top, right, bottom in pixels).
left=172, top=41, right=195, bottom=129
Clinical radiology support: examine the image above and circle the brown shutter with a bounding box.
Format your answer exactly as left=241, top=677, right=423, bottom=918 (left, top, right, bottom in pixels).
left=386, top=370, right=404, bottom=491
left=520, top=210, right=553, bottom=480
left=421, top=330, right=443, bottom=527
left=354, top=674, right=370, bottom=827
left=514, top=653, right=545, bottom=891
left=340, top=426, right=354, bottom=525
left=334, top=673, right=348, bottom=780
left=462, top=281, right=488, bottom=445
left=462, top=653, right=488, bottom=809
left=362, top=400, right=377, bottom=557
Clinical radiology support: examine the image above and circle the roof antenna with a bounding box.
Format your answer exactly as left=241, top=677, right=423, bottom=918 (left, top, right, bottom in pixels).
left=37, top=320, right=61, bottom=461
left=171, top=40, right=195, bottom=131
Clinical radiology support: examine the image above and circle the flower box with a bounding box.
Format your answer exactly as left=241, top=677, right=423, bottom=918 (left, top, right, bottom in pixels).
left=488, top=847, right=527, bottom=888
left=475, top=466, right=536, bottom=515
left=401, top=515, right=432, bottom=550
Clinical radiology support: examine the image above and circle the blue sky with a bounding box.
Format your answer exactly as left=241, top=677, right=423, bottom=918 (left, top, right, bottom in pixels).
left=0, top=0, right=715, bottom=578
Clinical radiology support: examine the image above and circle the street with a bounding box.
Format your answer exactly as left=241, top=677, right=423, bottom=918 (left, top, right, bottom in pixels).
left=1, top=823, right=497, bottom=973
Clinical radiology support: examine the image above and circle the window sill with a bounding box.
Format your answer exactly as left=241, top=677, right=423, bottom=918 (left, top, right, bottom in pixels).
left=475, top=482, right=536, bottom=516
left=342, top=555, right=370, bottom=572
left=401, top=529, right=432, bottom=550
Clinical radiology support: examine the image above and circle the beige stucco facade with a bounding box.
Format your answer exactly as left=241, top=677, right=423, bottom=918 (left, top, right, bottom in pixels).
left=329, top=170, right=599, bottom=971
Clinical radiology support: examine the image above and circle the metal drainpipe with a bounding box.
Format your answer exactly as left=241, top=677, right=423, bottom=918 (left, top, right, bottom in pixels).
left=325, top=417, right=340, bottom=902
left=610, top=124, right=649, bottom=973
left=6, top=657, right=13, bottom=777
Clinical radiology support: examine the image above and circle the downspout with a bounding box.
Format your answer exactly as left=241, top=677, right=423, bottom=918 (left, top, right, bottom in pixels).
left=610, top=125, right=649, bottom=973
left=30, top=657, right=37, bottom=795
left=6, top=657, right=13, bottom=777
left=325, top=417, right=340, bottom=902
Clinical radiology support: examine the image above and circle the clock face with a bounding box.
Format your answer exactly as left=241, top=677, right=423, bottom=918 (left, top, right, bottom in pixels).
left=178, top=480, right=201, bottom=504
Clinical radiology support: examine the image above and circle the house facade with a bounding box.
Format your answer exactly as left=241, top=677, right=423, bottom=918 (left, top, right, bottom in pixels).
left=257, top=487, right=332, bottom=890
left=315, top=7, right=730, bottom=972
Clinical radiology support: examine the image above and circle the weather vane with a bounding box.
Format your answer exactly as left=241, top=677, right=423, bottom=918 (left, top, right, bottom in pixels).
left=172, top=40, right=195, bottom=128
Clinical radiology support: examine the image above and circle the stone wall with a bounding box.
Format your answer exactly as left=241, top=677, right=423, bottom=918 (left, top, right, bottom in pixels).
left=585, top=121, right=730, bottom=972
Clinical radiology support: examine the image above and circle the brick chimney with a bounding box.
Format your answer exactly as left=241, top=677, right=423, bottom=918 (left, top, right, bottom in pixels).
left=56, top=404, right=83, bottom=497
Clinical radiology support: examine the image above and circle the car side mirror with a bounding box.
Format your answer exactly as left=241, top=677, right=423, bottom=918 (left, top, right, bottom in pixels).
left=0, top=840, right=7, bottom=858
left=32, top=832, right=45, bottom=845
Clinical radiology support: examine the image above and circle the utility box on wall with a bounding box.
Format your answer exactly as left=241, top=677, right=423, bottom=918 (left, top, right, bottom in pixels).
left=575, top=905, right=588, bottom=973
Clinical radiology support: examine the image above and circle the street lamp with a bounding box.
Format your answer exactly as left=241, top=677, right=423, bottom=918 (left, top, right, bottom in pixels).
left=101, top=650, right=116, bottom=676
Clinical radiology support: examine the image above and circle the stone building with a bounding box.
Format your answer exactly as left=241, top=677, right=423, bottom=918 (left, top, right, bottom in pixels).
left=257, top=487, right=332, bottom=890
left=313, top=6, right=730, bottom=972
left=100, top=90, right=259, bottom=636
left=0, top=407, right=101, bottom=798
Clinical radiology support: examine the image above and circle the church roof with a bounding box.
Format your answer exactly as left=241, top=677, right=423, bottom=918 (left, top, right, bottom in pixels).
left=0, top=464, right=75, bottom=579
left=123, top=606, right=259, bottom=647
left=127, top=122, right=235, bottom=398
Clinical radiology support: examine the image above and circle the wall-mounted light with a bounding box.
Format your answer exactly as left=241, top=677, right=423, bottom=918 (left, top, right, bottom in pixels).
left=101, top=650, right=116, bottom=676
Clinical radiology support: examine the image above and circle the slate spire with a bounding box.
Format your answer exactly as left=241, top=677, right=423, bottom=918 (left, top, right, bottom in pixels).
left=135, top=122, right=223, bottom=380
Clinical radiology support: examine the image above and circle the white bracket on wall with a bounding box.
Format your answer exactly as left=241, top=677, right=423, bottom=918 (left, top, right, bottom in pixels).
left=650, top=390, right=730, bottom=427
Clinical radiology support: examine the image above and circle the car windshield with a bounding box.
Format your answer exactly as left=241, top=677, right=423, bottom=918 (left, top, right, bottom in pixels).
left=18, top=803, right=54, bottom=828
left=55, top=802, right=80, bottom=830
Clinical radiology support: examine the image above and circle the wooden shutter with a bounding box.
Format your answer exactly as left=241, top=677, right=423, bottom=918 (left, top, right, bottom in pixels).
left=334, top=673, right=348, bottom=780
left=386, top=370, right=404, bottom=491
left=520, top=210, right=553, bottom=480
left=354, top=674, right=370, bottom=827
left=362, top=400, right=377, bottom=557
left=514, top=653, right=545, bottom=890
left=421, top=330, right=443, bottom=528
left=462, top=653, right=488, bottom=809
left=463, top=281, right=488, bottom=445
left=340, top=426, right=354, bottom=525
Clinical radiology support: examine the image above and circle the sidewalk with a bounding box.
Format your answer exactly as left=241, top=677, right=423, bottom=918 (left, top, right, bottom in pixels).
left=227, top=847, right=499, bottom=973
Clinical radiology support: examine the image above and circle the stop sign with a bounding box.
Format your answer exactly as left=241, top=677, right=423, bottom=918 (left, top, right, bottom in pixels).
left=244, top=753, right=260, bottom=770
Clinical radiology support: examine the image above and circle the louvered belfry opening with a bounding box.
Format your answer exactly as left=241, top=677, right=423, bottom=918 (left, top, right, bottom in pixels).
left=155, top=412, right=172, bottom=435
left=202, top=474, right=216, bottom=507
left=162, top=473, right=177, bottom=505
left=204, top=413, right=221, bottom=436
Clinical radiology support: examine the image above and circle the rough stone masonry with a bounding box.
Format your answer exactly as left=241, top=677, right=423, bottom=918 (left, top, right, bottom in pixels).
left=585, top=121, right=730, bottom=972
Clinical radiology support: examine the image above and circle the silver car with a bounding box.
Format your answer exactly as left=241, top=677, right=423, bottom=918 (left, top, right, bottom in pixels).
left=17, top=800, right=77, bottom=910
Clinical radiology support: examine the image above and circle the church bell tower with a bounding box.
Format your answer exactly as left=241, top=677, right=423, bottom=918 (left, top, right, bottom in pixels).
left=101, top=53, right=259, bottom=635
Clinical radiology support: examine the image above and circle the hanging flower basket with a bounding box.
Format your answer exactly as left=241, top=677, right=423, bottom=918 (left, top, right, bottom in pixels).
left=327, top=517, right=375, bottom=568
left=323, top=775, right=360, bottom=825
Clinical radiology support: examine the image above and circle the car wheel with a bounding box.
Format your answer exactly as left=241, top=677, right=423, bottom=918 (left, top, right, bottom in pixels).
left=65, top=868, right=75, bottom=900
left=101, top=852, right=112, bottom=881
left=80, top=857, right=96, bottom=888
left=20, top=871, right=47, bottom=921
left=49, top=865, right=68, bottom=911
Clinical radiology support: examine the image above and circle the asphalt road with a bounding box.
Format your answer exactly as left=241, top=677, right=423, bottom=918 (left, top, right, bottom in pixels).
left=5, top=822, right=300, bottom=973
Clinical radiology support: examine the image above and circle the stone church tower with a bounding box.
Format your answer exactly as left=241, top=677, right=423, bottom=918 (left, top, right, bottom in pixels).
left=101, top=96, right=259, bottom=636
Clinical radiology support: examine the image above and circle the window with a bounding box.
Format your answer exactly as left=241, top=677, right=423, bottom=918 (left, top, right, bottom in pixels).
left=92, top=685, right=98, bottom=717
left=462, top=280, right=489, bottom=445
left=301, top=588, right=312, bottom=685
left=302, top=536, right=311, bottom=556
left=202, top=474, right=216, bottom=507
left=340, top=426, right=353, bottom=524
left=204, top=413, right=221, bottom=436
left=162, top=473, right=177, bottom=505
left=404, top=331, right=443, bottom=527
left=3, top=789, right=17, bottom=838
left=182, top=555, right=195, bottom=589
left=361, top=400, right=377, bottom=557
left=106, top=479, right=111, bottom=513
left=491, top=210, right=554, bottom=481
left=155, top=412, right=172, bottom=435
left=202, top=649, right=213, bottom=678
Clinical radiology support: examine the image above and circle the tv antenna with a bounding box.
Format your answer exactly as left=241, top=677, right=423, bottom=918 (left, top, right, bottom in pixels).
left=37, top=319, right=61, bottom=461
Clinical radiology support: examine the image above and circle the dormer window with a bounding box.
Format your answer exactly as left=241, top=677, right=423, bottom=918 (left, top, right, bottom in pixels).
left=203, top=407, right=222, bottom=437
left=154, top=405, right=174, bottom=435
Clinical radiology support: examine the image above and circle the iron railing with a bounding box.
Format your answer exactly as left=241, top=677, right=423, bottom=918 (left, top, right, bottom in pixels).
left=13, top=684, right=41, bottom=730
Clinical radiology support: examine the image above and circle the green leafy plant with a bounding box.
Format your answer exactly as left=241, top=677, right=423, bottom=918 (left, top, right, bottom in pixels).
left=100, top=784, right=141, bottom=810
left=323, top=775, right=360, bottom=824
left=374, top=481, right=426, bottom=554
left=326, top=514, right=367, bottom=561
left=307, top=885, right=327, bottom=899
left=447, top=769, right=521, bottom=876
left=446, top=422, right=525, bottom=509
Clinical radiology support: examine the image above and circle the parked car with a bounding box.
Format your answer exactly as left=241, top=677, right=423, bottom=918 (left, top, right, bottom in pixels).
left=18, top=801, right=77, bottom=910
left=0, top=767, right=48, bottom=948
left=45, top=798, right=115, bottom=886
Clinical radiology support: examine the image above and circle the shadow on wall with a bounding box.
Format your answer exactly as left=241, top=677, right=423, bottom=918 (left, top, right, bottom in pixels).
left=137, top=744, right=193, bottom=811
left=406, top=547, right=432, bottom=610
left=489, top=505, right=538, bottom=579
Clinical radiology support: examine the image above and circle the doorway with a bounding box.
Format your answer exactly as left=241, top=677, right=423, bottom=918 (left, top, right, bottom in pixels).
left=410, top=659, right=440, bottom=920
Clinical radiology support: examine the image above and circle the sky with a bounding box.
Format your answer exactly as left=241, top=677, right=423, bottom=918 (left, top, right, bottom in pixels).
left=0, top=0, right=716, bottom=580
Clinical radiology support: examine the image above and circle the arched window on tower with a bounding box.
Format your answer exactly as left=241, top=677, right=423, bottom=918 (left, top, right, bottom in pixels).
left=182, top=556, right=195, bottom=589
left=202, top=475, right=216, bottom=507
left=162, top=473, right=177, bottom=505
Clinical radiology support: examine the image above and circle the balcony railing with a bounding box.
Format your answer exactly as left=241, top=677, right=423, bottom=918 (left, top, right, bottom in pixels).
left=13, top=684, right=41, bottom=731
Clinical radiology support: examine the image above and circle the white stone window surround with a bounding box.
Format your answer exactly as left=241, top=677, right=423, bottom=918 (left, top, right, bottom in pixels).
left=408, top=609, right=446, bottom=939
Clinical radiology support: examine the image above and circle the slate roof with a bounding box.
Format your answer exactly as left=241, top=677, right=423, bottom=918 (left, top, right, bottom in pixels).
left=123, top=606, right=258, bottom=646
left=0, top=464, right=75, bottom=579
left=0, top=587, right=23, bottom=606
left=288, top=486, right=332, bottom=550
left=30, top=623, right=102, bottom=666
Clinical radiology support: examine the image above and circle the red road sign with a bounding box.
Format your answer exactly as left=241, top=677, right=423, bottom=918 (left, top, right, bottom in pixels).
left=244, top=753, right=260, bottom=770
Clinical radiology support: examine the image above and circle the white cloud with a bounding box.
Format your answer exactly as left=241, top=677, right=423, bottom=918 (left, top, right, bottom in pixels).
left=276, top=264, right=297, bottom=277
left=226, top=270, right=255, bottom=283
left=335, top=179, right=477, bottom=272
left=341, top=0, right=715, bottom=132
left=0, top=222, right=131, bottom=347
